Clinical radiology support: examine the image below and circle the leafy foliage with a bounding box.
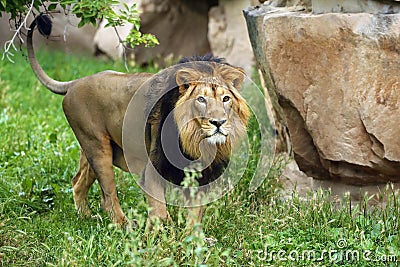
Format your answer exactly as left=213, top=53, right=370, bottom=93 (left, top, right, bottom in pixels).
left=0, top=0, right=43, bottom=19
left=1, top=0, right=158, bottom=54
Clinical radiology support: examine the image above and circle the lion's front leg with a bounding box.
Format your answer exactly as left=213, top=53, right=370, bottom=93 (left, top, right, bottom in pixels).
left=143, top=162, right=172, bottom=227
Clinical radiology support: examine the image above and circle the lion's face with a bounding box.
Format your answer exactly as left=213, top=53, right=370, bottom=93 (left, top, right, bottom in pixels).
left=183, top=82, right=235, bottom=145
left=173, top=64, right=250, bottom=161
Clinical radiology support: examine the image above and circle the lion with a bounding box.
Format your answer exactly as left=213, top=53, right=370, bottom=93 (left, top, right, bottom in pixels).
left=27, top=15, right=250, bottom=228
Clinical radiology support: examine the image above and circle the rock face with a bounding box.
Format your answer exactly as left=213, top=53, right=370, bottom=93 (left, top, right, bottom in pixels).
left=95, top=0, right=255, bottom=71
left=312, top=0, right=400, bottom=14
left=260, top=0, right=311, bottom=8
left=208, top=0, right=255, bottom=75
left=2, top=0, right=253, bottom=70
left=244, top=4, right=400, bottom=184
left=131, top=0, right=215, bottom=66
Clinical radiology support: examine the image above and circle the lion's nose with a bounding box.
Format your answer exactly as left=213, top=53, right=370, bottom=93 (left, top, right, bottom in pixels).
left=209, top=119, right=227, bottom=128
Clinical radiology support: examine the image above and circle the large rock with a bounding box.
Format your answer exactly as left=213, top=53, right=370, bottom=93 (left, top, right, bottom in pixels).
left=244, top=4, right=400, bottom=184
left=131, top=0, right=215, bottom=66
left=208, top=0, right=254, bottom=75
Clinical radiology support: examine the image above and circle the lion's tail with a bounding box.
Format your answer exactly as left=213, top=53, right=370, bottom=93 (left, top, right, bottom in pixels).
left=27, top=15, right=72, bottom=95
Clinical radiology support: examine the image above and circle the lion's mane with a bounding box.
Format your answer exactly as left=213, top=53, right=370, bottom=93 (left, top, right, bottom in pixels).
left=144, top=55, right=250, bottom=186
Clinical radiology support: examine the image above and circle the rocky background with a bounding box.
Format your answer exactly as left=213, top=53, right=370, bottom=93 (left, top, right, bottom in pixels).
left=244, top=0, right=400, bottom=187
left=2, top=0, right=400, bottom=192
left=0, top=0, right=254, bottom=74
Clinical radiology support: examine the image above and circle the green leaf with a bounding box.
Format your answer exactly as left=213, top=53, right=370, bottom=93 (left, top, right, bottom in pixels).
left=0, top=0, right=6, bottom=10
left=77, top=20, right=85, bottom=28
left=47, top=3, right=58, bottom=11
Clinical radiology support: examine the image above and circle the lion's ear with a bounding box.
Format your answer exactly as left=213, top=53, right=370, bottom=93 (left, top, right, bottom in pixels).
left=176, top=68, right=200, bottom=89
left=219, top=66, right=245, bottom=90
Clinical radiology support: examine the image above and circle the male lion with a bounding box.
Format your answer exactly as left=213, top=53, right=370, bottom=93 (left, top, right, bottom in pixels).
left=27, top=15, right=250, bottom=228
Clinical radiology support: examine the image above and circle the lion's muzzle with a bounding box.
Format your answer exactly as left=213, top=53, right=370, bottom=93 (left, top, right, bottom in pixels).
left=206, top=118, right=228, bottom=145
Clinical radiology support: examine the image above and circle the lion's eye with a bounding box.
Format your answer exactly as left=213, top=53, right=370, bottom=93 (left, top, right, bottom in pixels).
left=222, top=95, right=231, bottom=102
left=183, top=84, right=190, bottom=90
left=197, top=96, right=206, bottom=104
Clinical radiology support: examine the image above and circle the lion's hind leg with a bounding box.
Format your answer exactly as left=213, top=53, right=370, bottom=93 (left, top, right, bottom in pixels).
left=72, top=150, right=96, bottom=217
left=78, top=135, right=128, bottom=226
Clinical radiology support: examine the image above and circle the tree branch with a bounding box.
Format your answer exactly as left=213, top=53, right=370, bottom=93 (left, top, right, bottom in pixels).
left=2, top=0, right=35, bottom=63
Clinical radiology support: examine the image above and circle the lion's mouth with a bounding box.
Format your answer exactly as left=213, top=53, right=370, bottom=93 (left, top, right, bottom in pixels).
left=205, top=130, right=227, bottom=145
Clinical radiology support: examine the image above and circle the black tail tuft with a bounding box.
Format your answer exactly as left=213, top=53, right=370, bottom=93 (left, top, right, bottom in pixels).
left=36, top=14, right=52, bottom=37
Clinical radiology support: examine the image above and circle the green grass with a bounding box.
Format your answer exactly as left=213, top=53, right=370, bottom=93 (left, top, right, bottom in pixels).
left=0, top=49, right=399, bottom=266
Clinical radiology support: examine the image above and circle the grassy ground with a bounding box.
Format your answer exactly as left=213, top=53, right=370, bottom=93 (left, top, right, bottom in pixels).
left=0, top=50, right=399, bottom=266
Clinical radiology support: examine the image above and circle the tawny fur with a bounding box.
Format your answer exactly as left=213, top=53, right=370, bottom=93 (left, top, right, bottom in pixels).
left=27, top=15, right=250, bottom=228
